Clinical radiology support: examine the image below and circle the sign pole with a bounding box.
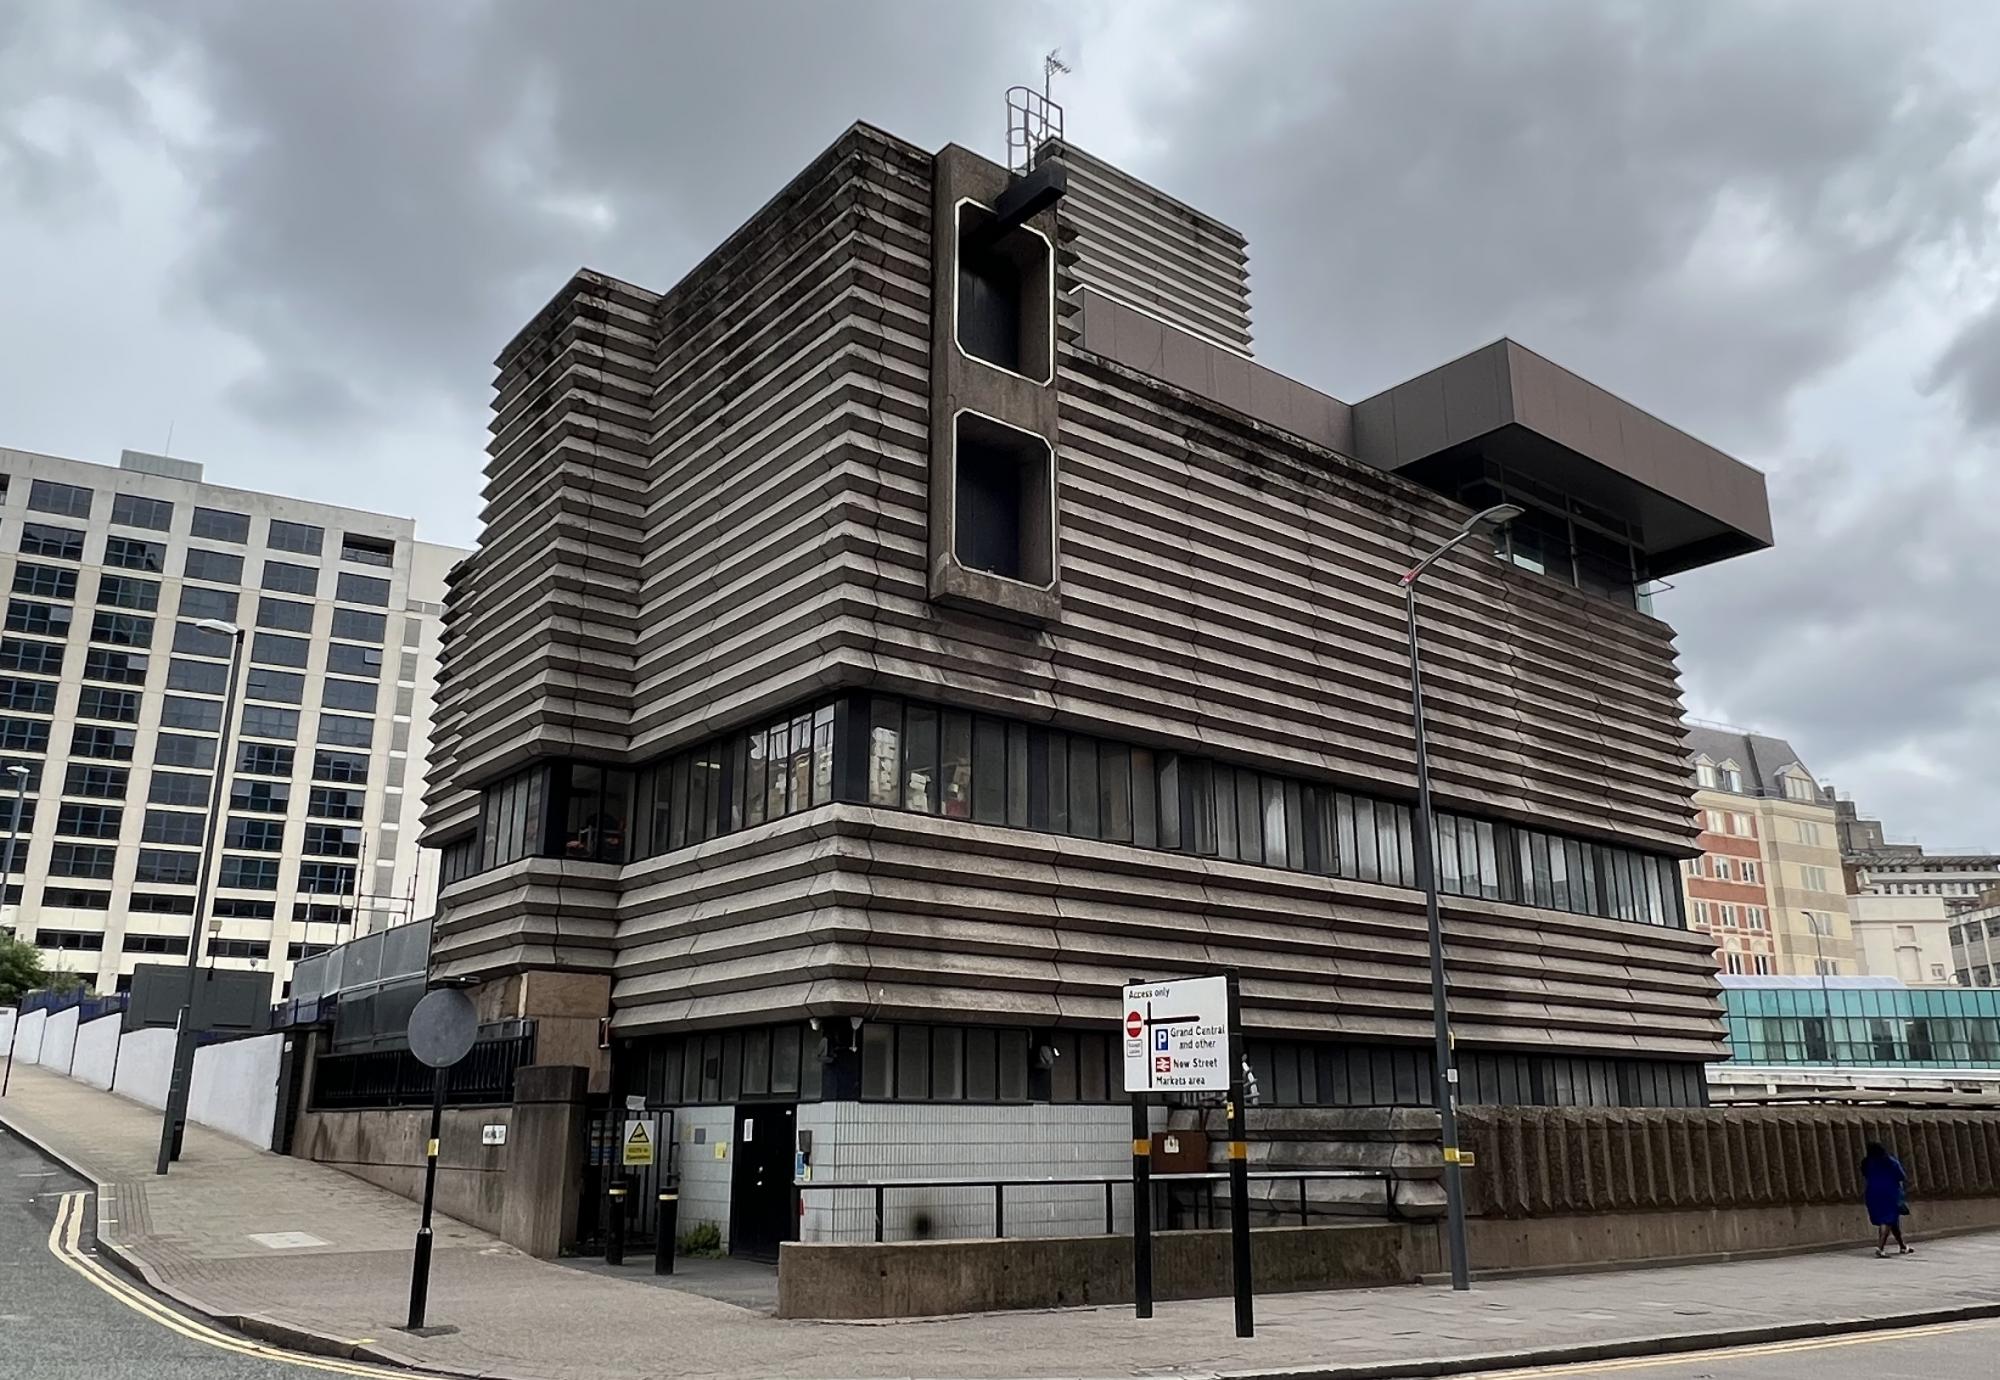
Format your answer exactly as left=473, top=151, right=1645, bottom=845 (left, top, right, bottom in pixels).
left=1225, top=972, right=1254, bottom=1339
left=407, top=1063, right=446, bottom=1330
left=1128, top=969, right=1154, bottom=1320
left=401, top=983, right=479, bottom=1335
left=1121, top=972, right=1231, bottom=1329
left=1130, top=1093, right=1154, bottom=1318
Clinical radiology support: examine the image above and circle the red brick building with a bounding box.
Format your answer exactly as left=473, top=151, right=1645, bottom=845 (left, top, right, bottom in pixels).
left=1684, top=793, right=1777, bottom=974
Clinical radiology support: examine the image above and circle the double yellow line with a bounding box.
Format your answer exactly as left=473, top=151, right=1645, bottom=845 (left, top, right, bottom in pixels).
left=44, top=1190, right=419, bottom=1378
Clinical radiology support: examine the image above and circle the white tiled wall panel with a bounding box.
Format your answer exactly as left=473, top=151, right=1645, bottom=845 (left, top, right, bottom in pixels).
left=670, top=1104, right=736, bottom=1239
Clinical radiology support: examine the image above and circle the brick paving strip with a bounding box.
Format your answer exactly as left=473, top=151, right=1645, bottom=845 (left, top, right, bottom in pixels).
left=4, top=1062, right=2000, bottom=1380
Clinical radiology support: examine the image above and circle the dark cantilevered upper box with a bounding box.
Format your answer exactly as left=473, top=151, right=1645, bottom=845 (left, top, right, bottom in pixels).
left=1351, top=339, right=1772, bottom=578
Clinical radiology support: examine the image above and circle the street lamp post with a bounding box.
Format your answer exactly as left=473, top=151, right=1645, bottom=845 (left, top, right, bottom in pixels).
left=2, top=763, right=29, bottom=934
left=155, top=619, right=248, bottom=1175
left=0, top=763, right=26, bottom=1099
left=1396, top=502, right=1523, bottom=1294
left=1808, top=912, right=1838, bottom=1062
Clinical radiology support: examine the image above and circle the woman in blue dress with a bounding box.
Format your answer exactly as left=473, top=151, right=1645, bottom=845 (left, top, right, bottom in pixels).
left=1861, top=1141, right=1911, bottom=1257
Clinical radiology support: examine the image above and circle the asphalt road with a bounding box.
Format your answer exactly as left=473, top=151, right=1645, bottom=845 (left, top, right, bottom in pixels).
left=0, top=1124, right=409, bottom=1379
left=1466, top=1317, right=2000, bottom=1380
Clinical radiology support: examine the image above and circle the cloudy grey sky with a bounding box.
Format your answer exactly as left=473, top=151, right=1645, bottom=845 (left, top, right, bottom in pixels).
left=3, top=0, right=1996, bottom=850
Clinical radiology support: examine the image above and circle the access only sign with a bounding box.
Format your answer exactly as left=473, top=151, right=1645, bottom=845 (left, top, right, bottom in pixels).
left=1122, top=975, right=1230, bottom=1093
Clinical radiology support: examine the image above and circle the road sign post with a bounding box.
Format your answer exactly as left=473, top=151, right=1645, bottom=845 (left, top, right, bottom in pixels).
left=1225, top=973, right=1253, bottom=1339
left=1130, top=1090, right=1153, bottom=1319
left=405, top=986, right=478, bottom=1333
left=1125, top=977, right=1155, bottom=1320
left=1121, top=974, right=1243, bottom=1330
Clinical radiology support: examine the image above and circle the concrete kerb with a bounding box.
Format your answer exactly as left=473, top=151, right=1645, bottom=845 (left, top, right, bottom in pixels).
left=1209, top=1303, right=2000, bottom=1380
left=8, top=1103, right=2000, bottom=1380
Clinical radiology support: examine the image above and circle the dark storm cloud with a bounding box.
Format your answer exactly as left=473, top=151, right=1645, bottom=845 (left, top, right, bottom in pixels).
left=100, top=0, right=1027, bottom=422
left=0, top=2, right=162, bottom=208
left=1927, top=304, right=2000, bottom=433
left=1667, top=448, right=2000, bottom=846
left=1115, top=0, right=1994, bottom=449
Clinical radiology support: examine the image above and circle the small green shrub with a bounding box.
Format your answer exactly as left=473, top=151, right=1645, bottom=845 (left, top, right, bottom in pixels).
left=677, top=1221, right=723, bottom=1257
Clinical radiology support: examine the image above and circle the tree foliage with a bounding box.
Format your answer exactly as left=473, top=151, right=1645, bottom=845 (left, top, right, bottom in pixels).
left=0, top=932, right=46, bottom=1006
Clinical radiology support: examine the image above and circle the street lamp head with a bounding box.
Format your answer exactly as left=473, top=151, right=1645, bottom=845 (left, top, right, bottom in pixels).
left=193, top=618, right=241, bottom=637
left=1457, top=503, right=1525, bottom=538
left=4, top=766, right=28, bottom=780
left=1401, top=504, right=1529, bottom=588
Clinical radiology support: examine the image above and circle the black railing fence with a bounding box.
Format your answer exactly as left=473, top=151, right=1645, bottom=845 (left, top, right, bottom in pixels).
left=796, top=1168, right=1405, bottom=1244
left=309, top=1022, right=535, bottom=1110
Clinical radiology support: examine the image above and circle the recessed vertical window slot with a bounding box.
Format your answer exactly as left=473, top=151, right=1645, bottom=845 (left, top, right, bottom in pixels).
left=955, top=202, right=1052, bottom=381
left=953, top=413, right=1053, bottom=586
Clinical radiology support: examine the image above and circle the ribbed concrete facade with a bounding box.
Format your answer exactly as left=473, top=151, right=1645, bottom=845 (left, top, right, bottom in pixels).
left=1041, top=139, right=1253, bottom=355
left=423, top=123, right=1733, bottom=1067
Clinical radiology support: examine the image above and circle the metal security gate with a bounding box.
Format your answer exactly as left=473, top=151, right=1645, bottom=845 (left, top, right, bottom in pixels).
left=576, top=1104, right=676, bottom=1254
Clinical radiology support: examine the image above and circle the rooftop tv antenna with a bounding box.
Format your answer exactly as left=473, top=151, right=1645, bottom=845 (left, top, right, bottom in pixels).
left=1007, top=50, right=1071, bottom=176
left=1044, top=48, right=1071, bottom=103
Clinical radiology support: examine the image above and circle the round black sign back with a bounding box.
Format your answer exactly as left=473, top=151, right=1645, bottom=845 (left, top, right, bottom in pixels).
left=408, top=988, right=479, bottom=1069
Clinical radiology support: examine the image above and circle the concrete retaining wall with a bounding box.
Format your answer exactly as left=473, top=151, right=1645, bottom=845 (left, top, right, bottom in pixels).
left=1457, top=1105, right=2000, bottom=1218
left=12, top=1008, right=46, bottom=1064
left=1468, top=1194, right=2000, bottom=1271
left=111, top=1026, right=176, bottom=1109
left=70, top=1012, right=121, bottom=1089
left=295, top=1105, right=512, bottom=1237
left=37, top=1006, right=78, bottom=1074
left=779, top=1221, right=1436, bottom=1319
left=188, top=1034, right=283, bottom=1150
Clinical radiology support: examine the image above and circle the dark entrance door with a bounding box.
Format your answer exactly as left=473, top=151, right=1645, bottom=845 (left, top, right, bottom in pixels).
left=728, top=1103, right=796, bottom=1260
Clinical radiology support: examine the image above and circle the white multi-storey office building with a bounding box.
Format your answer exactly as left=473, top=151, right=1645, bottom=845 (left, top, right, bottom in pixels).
left=0, top=447, right=465, bottom=998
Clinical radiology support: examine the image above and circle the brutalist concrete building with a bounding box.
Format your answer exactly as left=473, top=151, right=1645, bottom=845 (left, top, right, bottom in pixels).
left=422, top=124, right=1772, bottom=1255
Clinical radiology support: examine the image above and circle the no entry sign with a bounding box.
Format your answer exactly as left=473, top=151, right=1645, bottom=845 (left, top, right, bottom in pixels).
left=1126, top=1010, right=1143, bottom=1038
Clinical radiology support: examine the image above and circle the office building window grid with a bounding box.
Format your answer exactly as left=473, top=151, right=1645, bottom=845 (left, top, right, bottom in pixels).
left=0, top=455, right=451, bottom=996
left=447, top=694, right=1686, bottom=929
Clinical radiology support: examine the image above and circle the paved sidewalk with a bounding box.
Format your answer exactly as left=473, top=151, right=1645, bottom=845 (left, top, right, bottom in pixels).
left=5, top=1063, right=2000, bottom=1380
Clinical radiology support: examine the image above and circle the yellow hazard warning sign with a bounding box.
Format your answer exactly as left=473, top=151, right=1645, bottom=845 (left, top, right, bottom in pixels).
left=622, top=1120, right=655, bottom=1167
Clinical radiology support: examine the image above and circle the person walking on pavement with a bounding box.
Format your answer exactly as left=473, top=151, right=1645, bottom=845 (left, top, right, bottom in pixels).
left=1861, top=1140, right=1912, bottom=1257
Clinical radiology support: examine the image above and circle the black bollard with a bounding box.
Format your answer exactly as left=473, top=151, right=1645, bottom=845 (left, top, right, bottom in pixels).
left=655, top=1188, right=678, bottom=1275
left=606, top=1183, right=628, bottom=1266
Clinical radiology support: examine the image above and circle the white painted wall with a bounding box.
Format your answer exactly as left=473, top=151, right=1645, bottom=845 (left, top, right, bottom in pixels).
left=1850, top=893, right=1958, bottom=986
left=70, top=1013, right=121, bottom=1090
left=187, top=1033, right=282, bottom=1150
left=672, top=1105, right=736, bottom=1240
left=0, top=1009, right=13, bottom=1056
left=795, top=1102, right=1134, bottom=1244
left=111, top=1026, right=176, bottom=1109
left=37, top=1006, right=78, bottom=1074
left=13, top=1009, right=46, bottom=1065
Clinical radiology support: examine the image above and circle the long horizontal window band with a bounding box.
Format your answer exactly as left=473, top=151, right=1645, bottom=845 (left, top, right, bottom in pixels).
left=614, top=1021, right=1706, bottom=1110
left=443, top=693, right=1686, bottom=929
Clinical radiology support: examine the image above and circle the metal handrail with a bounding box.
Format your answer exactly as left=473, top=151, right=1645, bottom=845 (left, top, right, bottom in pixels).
left=794, top=1168, right=1406, bottom=1243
